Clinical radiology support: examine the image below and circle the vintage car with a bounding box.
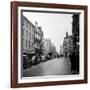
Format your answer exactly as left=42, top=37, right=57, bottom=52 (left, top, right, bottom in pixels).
left=23, top=55, right=29, bottom=69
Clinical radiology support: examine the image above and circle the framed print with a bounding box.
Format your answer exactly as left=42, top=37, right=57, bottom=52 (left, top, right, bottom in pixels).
left=11, top=1, right=88, bottom=88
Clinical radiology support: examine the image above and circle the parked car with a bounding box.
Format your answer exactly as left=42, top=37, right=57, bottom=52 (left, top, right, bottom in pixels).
left=34, top=56, right=39, bottom=64
left=31, top=55, right=41, bottom=65
left=23, top=55, right=29, bottom=69
left=41, top=55, right=46, bottom=62
left=31, top=55, right=36, bottom=65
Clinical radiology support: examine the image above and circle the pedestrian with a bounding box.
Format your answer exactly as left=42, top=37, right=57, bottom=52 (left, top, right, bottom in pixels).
left=75, top=55, right=79, bottom=74
left=69, top=54, right=75, bottom=73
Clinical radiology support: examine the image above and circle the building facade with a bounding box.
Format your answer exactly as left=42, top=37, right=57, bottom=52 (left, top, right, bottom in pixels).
left=59, top=45, right=64, bottom=56
left=63, top=32, right=73, bottom=56
left=42, top=38, right=57, bottom=58
left=72, top=14, right=80, bottom=55
left=42, top=38, right=52, bottom=55
left=22, top=15, right=35, bottom=55
left=21, top=15, right=43, bottom=59
left=62, top=14, right=80, bottom=57
left=34, top=22, right=43, bottom=55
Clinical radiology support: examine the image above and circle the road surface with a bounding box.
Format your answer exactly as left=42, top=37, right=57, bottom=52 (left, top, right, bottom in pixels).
left=23, top=57, right=72, bottom=77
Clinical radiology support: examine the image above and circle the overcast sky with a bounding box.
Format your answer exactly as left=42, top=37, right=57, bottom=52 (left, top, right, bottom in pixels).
left=23, top=12, right=72, bottom=52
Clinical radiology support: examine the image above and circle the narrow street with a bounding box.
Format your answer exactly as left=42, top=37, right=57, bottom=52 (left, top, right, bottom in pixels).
left=23, top=57, right=72, bottom=77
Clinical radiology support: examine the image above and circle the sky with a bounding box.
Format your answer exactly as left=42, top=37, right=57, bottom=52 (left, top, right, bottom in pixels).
left=23, top=12, right=72, bottom=52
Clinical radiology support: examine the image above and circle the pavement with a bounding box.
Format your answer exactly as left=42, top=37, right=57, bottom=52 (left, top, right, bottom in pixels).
left=23, top=57, right=72, bottom=77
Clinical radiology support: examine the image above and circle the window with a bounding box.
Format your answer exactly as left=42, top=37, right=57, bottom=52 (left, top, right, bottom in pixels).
left=35, top=33, right=36, bottom=38
left=25, top=40, right=27, bottom=47
left=29, top=41, right=30, bottom=48
left=26, top=31, right=28, bottom=38
left=29, top=32, right=31, bottom=39
left=26, top=21, right=28, bottom=27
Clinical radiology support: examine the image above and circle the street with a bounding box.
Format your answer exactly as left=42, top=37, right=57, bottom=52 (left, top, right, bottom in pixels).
left=23, top=57, right=72, bottom=77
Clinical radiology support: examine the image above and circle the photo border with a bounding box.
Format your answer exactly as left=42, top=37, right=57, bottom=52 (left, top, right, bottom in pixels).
left=11, top=1, right=88, bottom=88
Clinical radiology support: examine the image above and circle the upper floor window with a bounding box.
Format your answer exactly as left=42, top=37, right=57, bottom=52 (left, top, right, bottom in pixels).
left=26, top=31, right=28, bottom=38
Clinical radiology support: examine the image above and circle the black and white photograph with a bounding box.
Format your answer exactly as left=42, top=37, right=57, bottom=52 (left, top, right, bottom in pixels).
left=21, top=9, right=80, bottom=78
left=11, top=1, right=87, bottom=87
